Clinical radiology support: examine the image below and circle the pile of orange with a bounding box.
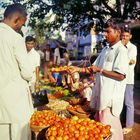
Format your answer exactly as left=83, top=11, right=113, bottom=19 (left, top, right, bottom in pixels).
left=30, top=110, right=61, bottom=127
left=46, top=116, right=111, bottom=140
left=30, top=111, right=111, bottom=140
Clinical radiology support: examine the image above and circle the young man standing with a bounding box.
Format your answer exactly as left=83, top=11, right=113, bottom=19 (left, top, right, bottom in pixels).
left=25, top=36, right=40, bottom=93
left=90, top=19, right=128, bottom=140
left=69, top=19, right=128, bottom=140
left=121, top=26, right=137, bottom=134
left=0, top=4, right=33, bottom=140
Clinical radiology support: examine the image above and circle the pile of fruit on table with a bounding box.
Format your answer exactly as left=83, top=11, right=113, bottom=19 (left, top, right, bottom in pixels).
left=30, top=111, right=112, bottom=140
left=31, top=77, right=112, bottom=140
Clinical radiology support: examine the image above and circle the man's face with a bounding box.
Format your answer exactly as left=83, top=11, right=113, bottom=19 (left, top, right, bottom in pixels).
left=104, top=27, right=120, bottom=45
left=26, top=41, right=35, bottom=52
left=121, top=32, right=132, bottom=45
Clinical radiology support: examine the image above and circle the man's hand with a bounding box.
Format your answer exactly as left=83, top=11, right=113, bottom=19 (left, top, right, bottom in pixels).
left=129, top=59, right=136, bottom=65
left=35, top=81, right=40, bottom=92
left=90, top=65, right=101, bottom=73
left=67, top=66, right=80, bottom=74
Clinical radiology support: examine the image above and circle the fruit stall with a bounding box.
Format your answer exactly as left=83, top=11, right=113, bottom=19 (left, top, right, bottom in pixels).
left=30, top=66, right=112, bottom=140
left=30, top=111, right=112, bottom=140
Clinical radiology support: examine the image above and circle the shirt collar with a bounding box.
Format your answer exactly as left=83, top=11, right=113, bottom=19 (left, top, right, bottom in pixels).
left=0, top=22, right=15, bottom=32
left=109, top=41, right=122, bottom=50
left=28, top=48, right=35, bottom=54
left=126, top=41, right=131, bottom=47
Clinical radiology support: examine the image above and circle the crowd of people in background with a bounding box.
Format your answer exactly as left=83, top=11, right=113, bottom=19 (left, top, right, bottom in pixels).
left=0, top=3, right=138, bottom=140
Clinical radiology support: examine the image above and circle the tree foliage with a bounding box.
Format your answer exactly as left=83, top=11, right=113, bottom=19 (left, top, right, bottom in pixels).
left=26, top=0, right=140, bottom=29
left=1, top=0, right=140, bottom=34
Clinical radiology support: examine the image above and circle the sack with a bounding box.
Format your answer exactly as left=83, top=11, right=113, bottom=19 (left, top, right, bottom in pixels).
left=32, top=90, right=49, bottom=108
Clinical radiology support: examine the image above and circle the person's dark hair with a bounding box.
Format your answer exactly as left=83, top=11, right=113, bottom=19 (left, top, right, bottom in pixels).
left=4, top=3, right=27, bottom=18
left=122, top=25, right=131, bottom=34
left=104, top=18, right=121, bottom=31
left=25, top=36, right=36, bottom=42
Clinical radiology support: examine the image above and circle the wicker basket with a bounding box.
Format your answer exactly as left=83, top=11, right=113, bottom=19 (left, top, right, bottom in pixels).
left=67, top=107, right=90, bottom=118
left=31, top=125, right=49, bottom=140
left=104, top=133, right=112, bottom=140
left=30, top=125, right=48, bottom=133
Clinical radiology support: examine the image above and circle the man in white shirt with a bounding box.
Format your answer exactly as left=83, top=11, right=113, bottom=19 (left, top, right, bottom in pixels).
left=0, top=4, right=33, bottom=140
left=25, top=36, right=40, bottom=93
left=54, top=42, right=61, bottom=65
left=90, top=21, right=128, bottom=140
left=69, top=19, right=128, bottom=140
left=121, top=26, right=137, bottom=134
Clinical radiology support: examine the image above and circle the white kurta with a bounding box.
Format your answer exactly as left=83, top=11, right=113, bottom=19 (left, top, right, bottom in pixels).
left=82, top=83, right=93, bottom=101
left=126, top=41, right=137, bottom=84
left=27, top=48, right=40, bottom=92
left=90, top=41, right=128, bottom=117
left=0, top=23, right=34, bottom=139
left=54, top=47, right=61, bottom=65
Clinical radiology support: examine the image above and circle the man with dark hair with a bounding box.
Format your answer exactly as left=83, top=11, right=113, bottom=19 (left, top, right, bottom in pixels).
left=0, top=3, right=33, bottom=140
left=3, top=3, right=27, bottom=32
left=25, top=35, right=40, bottom=93
left=121, top=25, right=137, bottom=134
left=4, top=3, right=27, bottom=18
left=90, top=19, right=128, bottom=140
left=69, top=18, right=128, bottom=140
left=25, top=35, right=36, bottom=43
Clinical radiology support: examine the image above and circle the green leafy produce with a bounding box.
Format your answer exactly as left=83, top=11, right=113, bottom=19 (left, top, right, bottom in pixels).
left=63, top=89, right=70, bottom=96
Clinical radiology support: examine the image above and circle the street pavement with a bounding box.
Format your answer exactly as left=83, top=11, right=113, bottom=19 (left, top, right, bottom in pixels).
left=124, top=80, right=140, bottom=140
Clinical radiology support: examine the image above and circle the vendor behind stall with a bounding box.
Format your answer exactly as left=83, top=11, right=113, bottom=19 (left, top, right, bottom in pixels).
left=79, top=77, right=95, bottom=106
left=62, top=52, right=80, bottom=92
left=44, top=61, right=57, bottom=84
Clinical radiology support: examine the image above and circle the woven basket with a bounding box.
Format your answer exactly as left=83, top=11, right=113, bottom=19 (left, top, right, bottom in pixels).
left=104, top=133, right=112, bottom=140
left=67, top=107, right=90, bottom=118
left=30, top=125, right=48, bottom=133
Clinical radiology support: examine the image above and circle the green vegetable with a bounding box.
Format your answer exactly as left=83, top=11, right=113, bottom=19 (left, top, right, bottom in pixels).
left=63, top=89, right=70, bottom=96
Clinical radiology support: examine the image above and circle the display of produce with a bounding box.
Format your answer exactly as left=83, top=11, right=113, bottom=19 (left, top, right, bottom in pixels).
left=46, top=99, right=70, bottom=112
left=48, top=87, right=70, bottom=99
left=68, top=97, right=86, bottom=105
left=30, top=75, right=112, bottom=140
left=30, top=110, right=61, bottom=127
left=51, top=66, right=68, bottom=72
left=46, top=116, right=112, bottom=140
left=67, top=105, right=90, bottom=118
left=47, top=92, right=64, bottom=99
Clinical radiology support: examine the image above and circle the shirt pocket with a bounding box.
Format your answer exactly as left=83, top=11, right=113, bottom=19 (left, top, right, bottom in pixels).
left=106, top=52, right=114, bottom=62
left=104, top=61, right=113, bottom=71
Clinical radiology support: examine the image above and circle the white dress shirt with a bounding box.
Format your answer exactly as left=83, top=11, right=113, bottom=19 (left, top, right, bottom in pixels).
left=126, top=41, right=137, bottom=84
left=0, top=23, right=33, bottom=123
left=27, top=48, right=40, bottom=86
left=90, top=41, right=128, bottom=117
left=54, top=47, right=61, bottom=65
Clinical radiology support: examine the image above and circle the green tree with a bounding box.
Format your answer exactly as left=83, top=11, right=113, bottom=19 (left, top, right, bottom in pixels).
left=1, top=0, right=140, bottom=33
left=25, top=0, right=140, bottom=30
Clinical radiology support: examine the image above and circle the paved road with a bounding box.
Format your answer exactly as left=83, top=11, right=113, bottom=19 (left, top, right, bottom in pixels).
left=124, top=81, right=140, bottom=140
